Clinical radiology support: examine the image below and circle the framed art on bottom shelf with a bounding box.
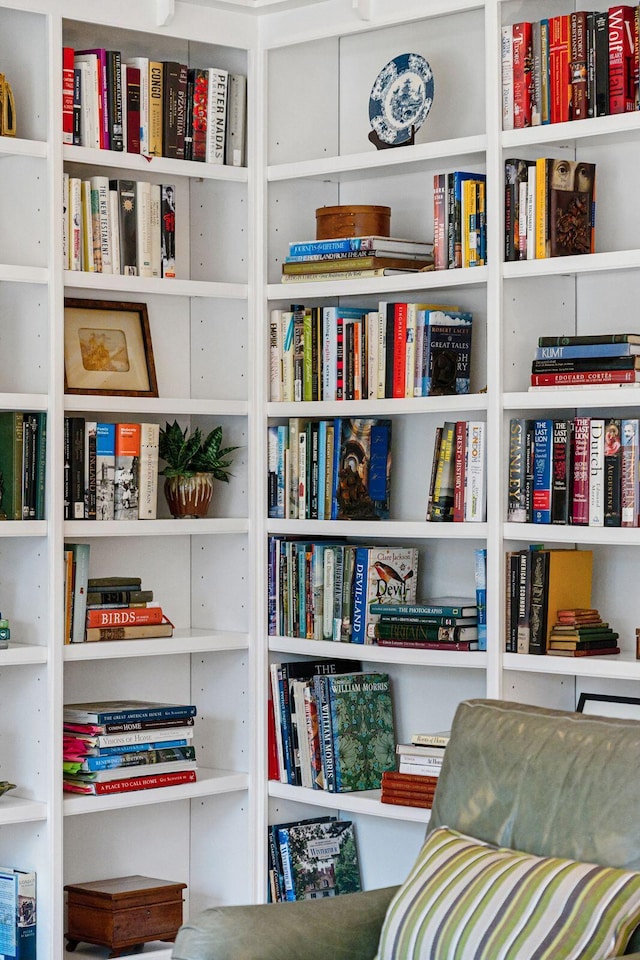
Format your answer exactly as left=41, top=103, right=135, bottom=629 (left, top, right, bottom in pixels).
left=64, top=299, right=158, bottom=397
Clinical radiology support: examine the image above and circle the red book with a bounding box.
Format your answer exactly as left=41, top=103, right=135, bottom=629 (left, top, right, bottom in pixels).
left=86, top=606, right=164, bottom=628
left=570, top=11, right=589, bottom=120
left=571, top=416, right=590, bottom=525
left=453, top=420, right=467, bottom=522
left=549, top=15, right=571, bottom=123
left=512, top=22, right=533, bottom=127
left=62, top=47, right=75, bottom=145
left=531, top=370, right=640, bottom=386
left=608, top=5, right=636, bottom=112
left=392, top=302, right=408, bottom=398
left=64, top=769, right=197, bottom=794
left=125, top=66, right=141, bottom=154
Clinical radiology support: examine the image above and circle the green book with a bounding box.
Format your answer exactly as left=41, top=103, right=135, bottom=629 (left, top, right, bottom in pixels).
left=328, top=672, right=395, bottom=792
left=0, top=411, right=23, bottom=520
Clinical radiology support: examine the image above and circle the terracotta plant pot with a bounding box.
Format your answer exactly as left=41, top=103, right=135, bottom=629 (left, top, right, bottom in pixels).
left=164, top=473, right=214, bottom=519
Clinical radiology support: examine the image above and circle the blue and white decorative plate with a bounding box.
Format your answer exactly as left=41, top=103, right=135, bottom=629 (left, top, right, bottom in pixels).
left=369, top=53, right=434, bottom=145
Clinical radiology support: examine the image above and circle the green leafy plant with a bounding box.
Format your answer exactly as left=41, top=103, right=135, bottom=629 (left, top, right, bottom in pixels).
left=159, top=420, right=239, bottom=482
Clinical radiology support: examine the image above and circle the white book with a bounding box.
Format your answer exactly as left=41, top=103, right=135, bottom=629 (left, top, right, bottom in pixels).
left=80, top=180, right=95, bottom=272
left=63, top=172, right=69, bottom=269
left=526, top=164, right=537, bottom=260
left=269, top=308, right=283, bottom=402
left=465, top=420, right=486, bottom=522
left=225, top=73, right=246, bottom=167
left=501, top=25, right=514, bottom=132
left=90, top=176, right=112, bottom=274
left=149, top=183, right=162, bottom=278
left=589, top=418, right=605, bottom=527
left=206, top=67, right=228, bottom=164
left=367, top=310, right=379, bottom=400
left=124, top=57, right=149, bottom=155
left=74, top=53, right=100, bottom=148
left=138, top=422, right=159, bottom=520
left=69, top=177, right=83, bottom=271
left=135, top=180, right=152, bottom=278
left=109, top=187, right=121, bottom=275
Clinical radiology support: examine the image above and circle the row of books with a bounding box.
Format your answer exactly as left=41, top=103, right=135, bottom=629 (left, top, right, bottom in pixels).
left=269, top=661, right=395, bottom=792
left=268, top=817, right=361, bottom=902
left=0, top=866, right=36, bottom=960
left=63, top=700, right=197, bottom=794
left=280, top=234, right=433, bottom=284
left=508, top=415, right=640, bottom=527
left=63, top=48, right=246, bottom=166
left=505, top=157, right=596, bottom=261
left=269, top=303, right=473, bottom=403
left=64, top=419, right=159, bottom=522
left=502, top=10, right=639, bottom=131
left=529, top=332, right=640, bottom=388
left=368, top=601, right=480, bottom=652
left=0, top=411, right=46, bottom=521
left=426, top=420, right=486, bottom=523
left=432, top=172, right=487, bottom=270
left=505, top=547, right=595, bottom=654
left=267, top=417, right=391, bottom=522
left=63, top=175, right=176, bottom=277
left=267, top=541, right=419, bottom=644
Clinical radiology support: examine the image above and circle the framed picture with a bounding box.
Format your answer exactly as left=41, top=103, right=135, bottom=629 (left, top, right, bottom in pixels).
left=64, top=299, right=158, bottom=397
left=577, top=693, right=640, bottom=721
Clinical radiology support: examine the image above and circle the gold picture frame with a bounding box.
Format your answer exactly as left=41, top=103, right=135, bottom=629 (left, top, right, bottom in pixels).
left=64, top=298, right=158, bottom=397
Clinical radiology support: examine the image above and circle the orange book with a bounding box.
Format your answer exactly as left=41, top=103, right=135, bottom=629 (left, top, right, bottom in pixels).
left=114, top=423, right=140, bottom=520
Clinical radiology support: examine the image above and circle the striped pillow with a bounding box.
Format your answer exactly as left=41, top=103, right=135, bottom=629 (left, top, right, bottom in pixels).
left=376, top=826, right=640, bottom=960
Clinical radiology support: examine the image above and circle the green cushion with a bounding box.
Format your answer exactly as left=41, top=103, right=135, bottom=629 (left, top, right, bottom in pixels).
left=376, top=826, right=640, bottom=960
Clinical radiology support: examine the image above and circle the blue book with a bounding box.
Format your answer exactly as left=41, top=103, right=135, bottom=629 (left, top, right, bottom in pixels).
left=63, top=701, right=197, bottom=725
left=536, top=343, right=640, bottom=360
left=474, top=548, right=487, bottom=652
left=532, top=419, right=553, bottom=523
left=350, top=547, right=370, bottom=645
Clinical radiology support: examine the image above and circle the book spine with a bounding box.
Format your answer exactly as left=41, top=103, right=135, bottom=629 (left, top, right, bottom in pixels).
left=532, top=418, right=553, bottom=523
left=572, top=417, right=590, bottom=525
left=588, top=418, right=605, bottom=526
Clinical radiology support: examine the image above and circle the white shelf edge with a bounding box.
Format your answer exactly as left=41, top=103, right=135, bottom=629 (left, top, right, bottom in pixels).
left=267, top=266, right=487, bottom=300
left=268, top=782, right=431, bottom=824
left=63, top=768, right=249, bottom=816
left=64, top=518, right=249, bottom=537
left=64, top=629, right=249, bottom=661
left=0, top=643, right=47, bottom=665
left=0, top=521, right=47, bottom=538
left=268, top=636, right=486, bottom=669
left=64, top=272, right=248, bottom=300
left=503, top=522, right=640, bottom=546
left=504, top=651, right=640, bottom=681
left=267, top=394, right=488, bottom=417
left=0, top=264, right=48, bottom=285
left=64, top=145, right=248, bottom=182
left=503, top=249, right=640, bottom=279
left=267, top=134, right=487, bottom=181
left=64, top=396, right=248, bottom=416
left=0, top=136, right=47, bottom=159
left=504, top=388, right=640, bottom=410
left=0, top=393, right=47, bottom=411
left=502, top=111, right=640, bottom=149
left=267, top=519, right=487, bottom=539
left=0, top=796, right=47, bottom=825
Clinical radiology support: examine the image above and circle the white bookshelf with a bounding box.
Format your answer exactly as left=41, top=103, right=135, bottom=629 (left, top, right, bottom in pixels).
left=0, top=0, right=638, bottom=957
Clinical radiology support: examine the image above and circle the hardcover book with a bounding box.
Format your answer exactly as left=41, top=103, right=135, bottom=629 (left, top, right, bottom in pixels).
left=331, top=418, right=391, bottom=521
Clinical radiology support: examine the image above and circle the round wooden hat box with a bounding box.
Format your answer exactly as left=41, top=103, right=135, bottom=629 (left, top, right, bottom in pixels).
left=315, top=204, right=391, bottom=240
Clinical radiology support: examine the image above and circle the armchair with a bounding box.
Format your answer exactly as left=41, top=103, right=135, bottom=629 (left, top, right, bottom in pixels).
left=173, top=699, right=640, bottom=960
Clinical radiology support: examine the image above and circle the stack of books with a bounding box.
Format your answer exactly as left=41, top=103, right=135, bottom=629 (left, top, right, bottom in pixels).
left=63, top=700, right=197, bottom=795
left=547, top=608, right=620, bottom=658
left=529, top=334, right=640, bottom=389
left=280, top=235, right=433, bottom=283
left=367, top=598, right=479, bottom=652
left=268, top=817, right=361, bottom=902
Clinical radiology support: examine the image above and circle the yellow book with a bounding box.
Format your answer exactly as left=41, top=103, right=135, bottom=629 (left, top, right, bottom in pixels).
left=148, top=61, right=163, bottom=156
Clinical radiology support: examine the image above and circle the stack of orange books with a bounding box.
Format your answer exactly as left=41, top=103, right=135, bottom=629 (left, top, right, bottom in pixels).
left=380, top=771, right=439, bottom=809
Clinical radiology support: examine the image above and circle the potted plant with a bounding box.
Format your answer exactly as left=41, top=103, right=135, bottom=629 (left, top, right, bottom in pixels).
left=159, top=420, right=239, bottom=519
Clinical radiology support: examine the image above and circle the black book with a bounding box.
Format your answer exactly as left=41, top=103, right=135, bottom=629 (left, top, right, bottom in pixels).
left=109, top=179, right=136, bottom=275
left=106, top=50, right=124, bottom=151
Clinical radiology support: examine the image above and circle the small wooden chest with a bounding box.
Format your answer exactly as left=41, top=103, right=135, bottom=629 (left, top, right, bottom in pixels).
left=64, top=875, right=187, bottom=958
